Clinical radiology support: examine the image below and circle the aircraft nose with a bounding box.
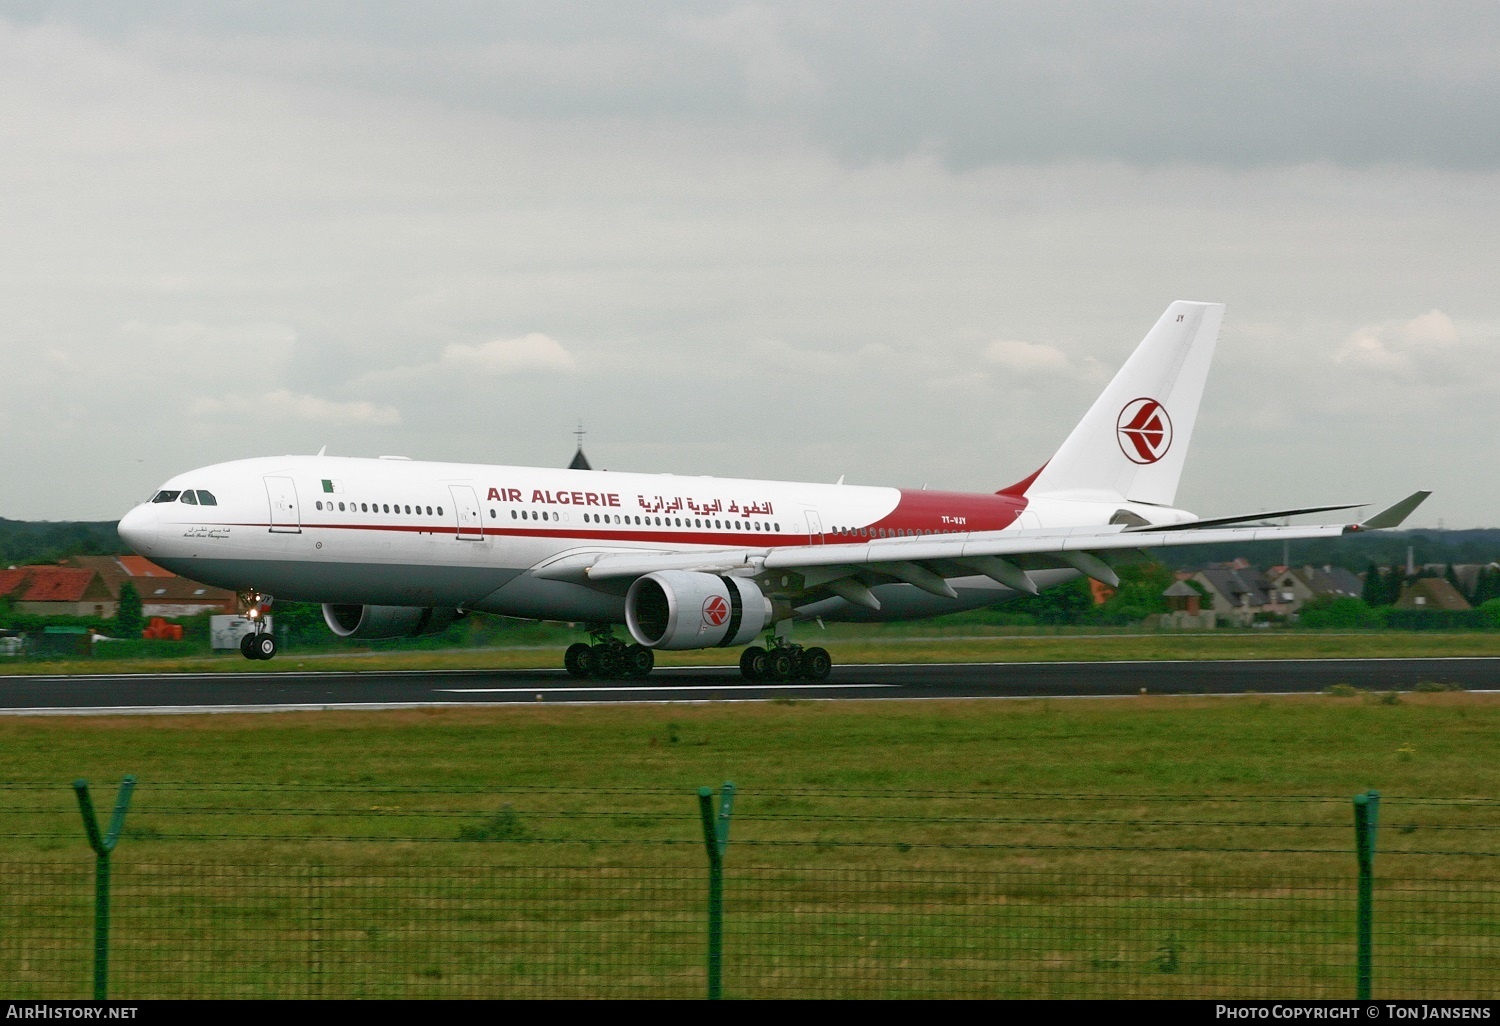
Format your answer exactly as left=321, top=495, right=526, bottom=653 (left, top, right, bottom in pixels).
left=117, top=503, right=158, bottom=555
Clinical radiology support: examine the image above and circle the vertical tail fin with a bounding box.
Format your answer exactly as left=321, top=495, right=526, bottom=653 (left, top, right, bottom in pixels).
left=1019, top=301, right=1224, bottom=506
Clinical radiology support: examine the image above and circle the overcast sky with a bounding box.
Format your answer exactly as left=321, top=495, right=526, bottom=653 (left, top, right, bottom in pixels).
left=2, top=2, right=1498, bottom=527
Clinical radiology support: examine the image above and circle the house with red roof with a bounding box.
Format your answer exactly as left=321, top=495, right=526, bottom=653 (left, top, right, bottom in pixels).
left=0, top=566, right=116, bottom=618
left=64, top=556, right=236, bottom=617
left=0, top=556, right=235, bottom=620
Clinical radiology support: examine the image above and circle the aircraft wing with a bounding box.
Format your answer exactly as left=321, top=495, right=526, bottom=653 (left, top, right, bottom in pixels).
left=532, top=492, right=1429, bottom=606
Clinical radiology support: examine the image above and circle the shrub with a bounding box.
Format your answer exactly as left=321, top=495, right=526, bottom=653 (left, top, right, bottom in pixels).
left=1297, top=597, right=1381, bottom=630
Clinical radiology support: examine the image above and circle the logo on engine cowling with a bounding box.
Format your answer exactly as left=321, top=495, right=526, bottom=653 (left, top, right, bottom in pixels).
left=1116, top=397, right=1172, bottom=465
left=702, top=594, right=730, bottom=628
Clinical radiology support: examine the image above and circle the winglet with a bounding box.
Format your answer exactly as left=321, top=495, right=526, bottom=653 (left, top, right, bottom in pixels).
left=1359, top=491, right=1431, bottom=530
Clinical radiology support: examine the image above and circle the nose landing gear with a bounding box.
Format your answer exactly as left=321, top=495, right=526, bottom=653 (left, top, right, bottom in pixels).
left=564, top=624, right=654, bottom=679
left=238, top=592, right=277, bottom=661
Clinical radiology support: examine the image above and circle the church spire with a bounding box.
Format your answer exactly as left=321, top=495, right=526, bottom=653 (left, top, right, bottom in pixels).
left=567, top=422, right=591, bottom=471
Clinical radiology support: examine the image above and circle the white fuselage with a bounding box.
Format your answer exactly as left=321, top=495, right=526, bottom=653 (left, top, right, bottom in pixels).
left=117, top=454, right=1191, bottom=623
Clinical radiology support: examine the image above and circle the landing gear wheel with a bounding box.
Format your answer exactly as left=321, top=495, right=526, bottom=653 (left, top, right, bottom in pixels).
left=239, top=633, right=258, bottom=660
left=565, top=643, right=593, bottom=678
left=801, top=647, right=832, bottom=681
left=624, top=644, right=655, bottom=678
left=770, top=651, right=795, bottom=681
left=740, top=646, right=768, bottom=681
left=595, top=645, right=626, bottom=679
left=251, top=633, right=277, bottom=661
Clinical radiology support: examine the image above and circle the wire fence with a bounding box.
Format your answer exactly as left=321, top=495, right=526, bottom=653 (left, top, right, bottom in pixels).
left=0, top=782, right=1497, bottom=999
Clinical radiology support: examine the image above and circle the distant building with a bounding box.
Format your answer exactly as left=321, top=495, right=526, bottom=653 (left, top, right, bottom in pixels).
left=0, top=566, right=116, bottom=618
left=1269, top=565, right=1365, bottom=612
left=1161, top=579, right=1215, bottom=629
left=1395, top=578, right=1472, bottom=612
left=0, top=556, right=236, bottom=620
left=65, top=555, right=236, bottom=617
left=1188, top=564, right=1276, bottom=626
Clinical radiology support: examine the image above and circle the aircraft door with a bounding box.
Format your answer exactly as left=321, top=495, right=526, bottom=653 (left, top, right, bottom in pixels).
left=448, top=485, right=485, bottom=541
left=264, top=476, right=301, bottom=534
left=805, top=509, right=825, bottom=544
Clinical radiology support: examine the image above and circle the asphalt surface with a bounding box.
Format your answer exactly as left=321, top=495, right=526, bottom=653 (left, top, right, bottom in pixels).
left=1, top=658, right=1497, bottom=714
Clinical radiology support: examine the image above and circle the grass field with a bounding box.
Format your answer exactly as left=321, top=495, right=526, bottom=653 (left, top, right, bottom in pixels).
left=6, top=627, right=1500, bottom=676
left=3, top=690, right=1497, bottom=863
left=4, top=691, right=1497, bottom=998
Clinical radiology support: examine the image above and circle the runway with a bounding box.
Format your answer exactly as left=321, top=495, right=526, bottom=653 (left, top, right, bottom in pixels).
left=1, top=657, right=1497, bottom=714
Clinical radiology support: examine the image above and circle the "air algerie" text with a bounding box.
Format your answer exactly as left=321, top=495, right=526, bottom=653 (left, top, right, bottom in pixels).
left=488, top=487, right=621, bottom=507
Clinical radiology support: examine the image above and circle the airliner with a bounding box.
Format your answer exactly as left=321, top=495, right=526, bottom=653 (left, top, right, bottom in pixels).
left=117, top=302, right=1426, bottom=680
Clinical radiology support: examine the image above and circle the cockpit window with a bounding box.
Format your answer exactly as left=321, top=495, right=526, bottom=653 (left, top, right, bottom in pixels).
left=196, top=490, right=217, bottom=506
left=180, top=490, right=198, bottom=505
left=152, top=490, right=181, bottom=503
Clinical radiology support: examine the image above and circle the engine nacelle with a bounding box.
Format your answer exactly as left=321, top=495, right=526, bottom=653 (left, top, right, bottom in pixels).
left=322, top=604, right=464, bottom=639
left=625, top=571, right=771, bottom=650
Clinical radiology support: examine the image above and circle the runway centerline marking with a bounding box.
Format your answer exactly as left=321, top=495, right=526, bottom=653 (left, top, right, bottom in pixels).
left=436, top=683, right=898, bottom=694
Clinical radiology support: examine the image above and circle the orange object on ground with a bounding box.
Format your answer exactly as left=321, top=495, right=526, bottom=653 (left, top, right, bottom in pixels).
left=142, top=617, right=184, bottom=641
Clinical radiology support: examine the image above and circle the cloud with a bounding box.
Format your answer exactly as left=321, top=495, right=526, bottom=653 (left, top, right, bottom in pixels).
left=1336, top=310, right=1459, bottom=370
left=983, top=338, right=1071, bottom=374
left=438, top=333, right=578, bottom=374
left=32, top=5, right=1500, bottom=170
left=674, top=6, right=820, bottom=106
left=189, top=389, right=401, bottom=426
left=361, top=334, right=579, bottom=385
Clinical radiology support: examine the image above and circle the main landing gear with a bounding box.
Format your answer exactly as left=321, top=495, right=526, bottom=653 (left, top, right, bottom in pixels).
left=565, top=624, right=654, bottom=679
left=239, top=592, right=277, bottom=661
left=739, top=639, right=832, bottom=682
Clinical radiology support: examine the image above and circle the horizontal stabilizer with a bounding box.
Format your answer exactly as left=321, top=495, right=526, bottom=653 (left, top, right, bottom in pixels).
left=1359, top=491, right=1431, bottom=530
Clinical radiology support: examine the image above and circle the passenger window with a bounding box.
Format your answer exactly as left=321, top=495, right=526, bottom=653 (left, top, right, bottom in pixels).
left=382, top=504, right=389, bottom=513
left=152, top=490, right=181, bottom=503
left=316, top=501, right=323, bottom=511
left=429, top=507, right=435, bottom=516
left=437, top=507, right=443, bottom=516
left=489, top=509, right=495, bottom=518
left=180, top=491, right=198, bottom=505
left=196, top=490, right=217, bottom=506
left=405, top=505, right=412, bottom=514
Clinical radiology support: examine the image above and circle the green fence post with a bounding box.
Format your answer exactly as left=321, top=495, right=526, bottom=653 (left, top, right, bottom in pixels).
left=1353, top=789, right=1380, bottom=1000
left=73, top=776, right=136, bottom=1001
left=697, top=781, right=735, bottom=1000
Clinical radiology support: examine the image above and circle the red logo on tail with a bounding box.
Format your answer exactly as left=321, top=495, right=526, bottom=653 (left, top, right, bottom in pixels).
left=702, top=595, right=730, bottom=627
left=1117, top=398, right=1173, bottom=465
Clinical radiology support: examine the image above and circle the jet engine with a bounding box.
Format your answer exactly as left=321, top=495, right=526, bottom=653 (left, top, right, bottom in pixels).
left=322, top=604, right=465, bottom=639
left=625, top=571, right=771, bottom=650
